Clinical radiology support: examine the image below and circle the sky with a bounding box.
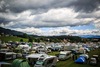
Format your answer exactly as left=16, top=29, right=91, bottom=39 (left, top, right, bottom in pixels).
left=0, top=0, right=100, bottom=36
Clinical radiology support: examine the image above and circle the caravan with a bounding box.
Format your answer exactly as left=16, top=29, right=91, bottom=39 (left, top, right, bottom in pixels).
left=26, top=54, right=57, bottom=67
left=36, top=46, right=51, bottom=54
left=17, top=44, right=31, bottom=51
left=58, top=51, right=71, bottom=60
left=0, top=49, right=17, bottom=61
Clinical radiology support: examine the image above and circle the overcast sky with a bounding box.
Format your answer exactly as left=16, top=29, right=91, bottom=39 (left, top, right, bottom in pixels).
left=0, top=0, right=100, bottom=36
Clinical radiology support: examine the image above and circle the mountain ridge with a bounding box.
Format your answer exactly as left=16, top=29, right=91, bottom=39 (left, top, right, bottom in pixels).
left=0, top=27, right=24, bottom=35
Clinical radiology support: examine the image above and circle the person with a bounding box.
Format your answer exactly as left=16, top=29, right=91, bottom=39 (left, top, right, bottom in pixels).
left=75, top=54, right=77, bottom=60
left=71, top=53, right=74, bottom=60
left=72, top=54, right=75, bottom=60
left=71, top=50, right=77, bottom=60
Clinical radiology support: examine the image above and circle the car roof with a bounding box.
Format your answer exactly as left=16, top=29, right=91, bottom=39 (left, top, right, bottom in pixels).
left=26, top=53, right=56, bottom=59
left=60, top=51, right=71, bottom=54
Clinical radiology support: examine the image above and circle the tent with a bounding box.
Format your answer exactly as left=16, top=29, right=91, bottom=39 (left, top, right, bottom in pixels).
left=28, top=43, right=32, bottom=47
left=11, top=59, right=30, bottom=67
left=75, top=56, right=86, bottom=63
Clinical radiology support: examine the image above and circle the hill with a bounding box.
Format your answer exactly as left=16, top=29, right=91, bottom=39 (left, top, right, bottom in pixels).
left=79, top=35, right=100, bottom=38
left=0, top=36, right=28, bottom=42
left=0, top=27, right=24, bottom=35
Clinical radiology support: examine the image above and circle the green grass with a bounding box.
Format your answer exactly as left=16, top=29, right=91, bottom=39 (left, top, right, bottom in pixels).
left=0, top=36, right=28, bottom=42
left=48, top=51, right=60, bottom=56
left=56, top=59, right=97, bottom=67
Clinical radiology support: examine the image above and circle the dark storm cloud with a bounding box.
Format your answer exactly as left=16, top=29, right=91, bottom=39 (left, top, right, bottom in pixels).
left=0, top=0, right=7, bottom=12
left=0, top=18, right=10, bottom=24
left=0, top=0, right=54, bottom=13
left=1, top=0, right=100, bottom=13
left=68, top=0, right=100, bottom=13
left=0, top=0, right=100, bottom=28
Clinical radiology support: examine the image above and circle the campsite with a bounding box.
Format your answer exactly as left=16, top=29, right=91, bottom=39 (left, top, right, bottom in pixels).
left=0, top=0, right=100, bottom=66
left=0, top=37, right=100, bottom=67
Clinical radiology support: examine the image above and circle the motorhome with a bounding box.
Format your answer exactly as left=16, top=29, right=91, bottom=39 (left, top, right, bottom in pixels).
left=58, top=51, right=71, bottom=60
left=0, top=49, right=17, bottom=61
left=36, top=46, right=51, bottom=53
left=17, top=44, right=31, bottom=52
left=0, top=52, right=16, bottom=61
left=51, top=44, right=62, bottom=51
left=26, top=54, right=57, bottom=67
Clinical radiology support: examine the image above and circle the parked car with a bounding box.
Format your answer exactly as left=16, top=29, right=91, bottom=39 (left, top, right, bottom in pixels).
left=89, top=58, right=97, bottom=65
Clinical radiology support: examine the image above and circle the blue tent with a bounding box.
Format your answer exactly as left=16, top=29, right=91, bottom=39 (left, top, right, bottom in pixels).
left=75, top=56, right=86, bottom=63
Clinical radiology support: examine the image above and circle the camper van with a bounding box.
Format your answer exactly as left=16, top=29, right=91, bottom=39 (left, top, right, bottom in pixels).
left=17, top=44, right=31, bottom=51
left=51, top=44, right=62, bottom=51
left=26, top=54, right=57, bottom=67
left=0, top=49, right=17, bottom=61
left=58, top=51, right=71, bottom=60
left=36, top=46, right=51, bottom=54
left=0, top=52, right=17, bottom=61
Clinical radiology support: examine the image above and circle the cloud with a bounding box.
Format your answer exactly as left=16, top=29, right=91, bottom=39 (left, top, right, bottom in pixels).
left=68, top=0, right=100, bottom=13
left=15, top=27, right=43, bottom=35
left=0, top=0, right=54, bottom=13
left=0, top=8, right=96, bottom=28
left=94, top=19, right=100, bottom=28
left=1, top=0, right=100, bottom=13
left=14, top=27, right=100, bottom=36
left=77, top=10, right=100, bottom=28
left=0, top=0, right=100, bottom=26
left=0, top=0, right=100, bottom=36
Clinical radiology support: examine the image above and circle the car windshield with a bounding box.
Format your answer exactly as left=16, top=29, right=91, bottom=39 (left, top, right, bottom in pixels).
left=59, top=54, right=65, bottom=58
left=36, top=60, right=44, bottom=65
left=36, top=58, right=44, bottom=65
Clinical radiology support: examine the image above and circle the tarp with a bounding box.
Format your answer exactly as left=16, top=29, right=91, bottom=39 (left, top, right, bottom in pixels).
left=75, top=56, right=86, bottom=63
left=11, top=59, right=30, bottom=67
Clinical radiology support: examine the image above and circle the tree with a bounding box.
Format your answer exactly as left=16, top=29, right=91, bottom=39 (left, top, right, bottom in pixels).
left=23, top=33, right=28, bottom=38
left=20, top=39, right=23, bottom=42
left=28, top=37, right=33, bottom=42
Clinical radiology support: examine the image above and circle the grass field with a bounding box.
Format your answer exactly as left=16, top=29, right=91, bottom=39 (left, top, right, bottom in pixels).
left=0, top=36, right=28, bottom=42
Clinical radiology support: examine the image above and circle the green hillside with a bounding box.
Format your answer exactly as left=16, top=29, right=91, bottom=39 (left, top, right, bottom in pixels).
left=0, top=27, right=24, bottom=35
left=0, top=36, right=28, bottom=42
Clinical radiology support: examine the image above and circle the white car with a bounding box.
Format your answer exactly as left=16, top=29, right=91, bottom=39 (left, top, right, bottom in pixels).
left=89, top=58, right=97, bottom=65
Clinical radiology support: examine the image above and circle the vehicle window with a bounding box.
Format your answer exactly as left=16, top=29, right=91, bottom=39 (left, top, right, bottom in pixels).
left=47, top=58, right=54, bottom=64
left=66, top=52, right=71, bottom=56
left=6, top=54, right=12, bottom=58
left=36, top=60, right=44, bottom=65
left=59, top=54, right=65, bottom=58
left=28, top=58, right=38, bottom=64
left=36, top=58, right=44, bottom=65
